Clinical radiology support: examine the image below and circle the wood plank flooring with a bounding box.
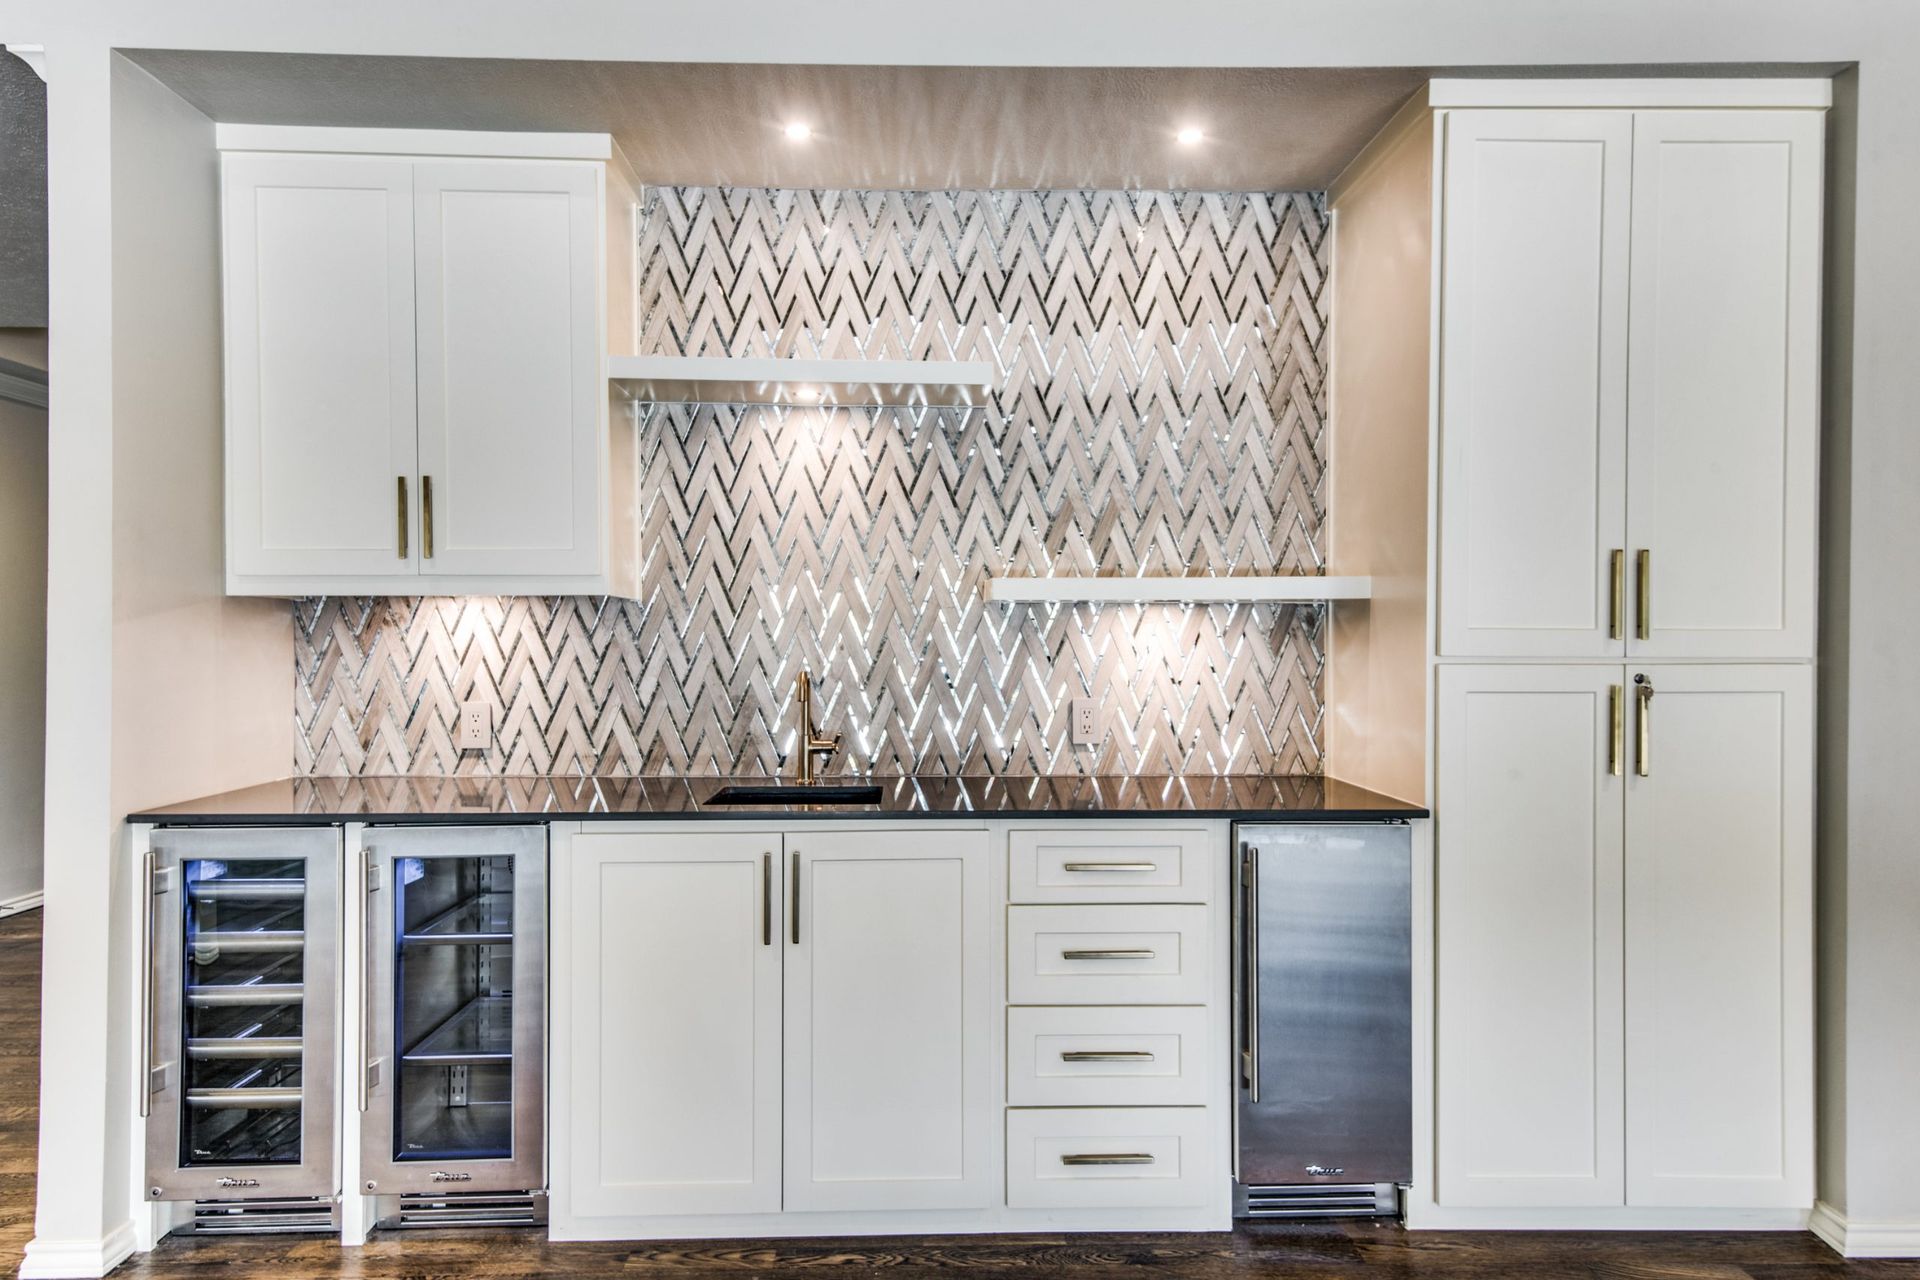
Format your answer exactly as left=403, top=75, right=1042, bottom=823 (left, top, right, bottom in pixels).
left=1, top=908, right=1912, bottom=1279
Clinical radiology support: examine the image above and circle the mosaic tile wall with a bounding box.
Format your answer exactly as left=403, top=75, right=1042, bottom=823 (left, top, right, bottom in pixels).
left=295, top=186, right=1331, bottom=777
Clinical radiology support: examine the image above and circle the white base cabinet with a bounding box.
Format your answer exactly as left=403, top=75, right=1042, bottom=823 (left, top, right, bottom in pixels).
left=1435, top=664, right=1813, bottom=1211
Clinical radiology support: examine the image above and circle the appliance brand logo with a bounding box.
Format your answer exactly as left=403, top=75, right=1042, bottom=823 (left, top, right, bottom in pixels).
left=429, top=1171, right=473, bottom=1183
left=215, top=1177, right=261, bottom=1188
left=1305, top=1164, right=1345, bottom=1177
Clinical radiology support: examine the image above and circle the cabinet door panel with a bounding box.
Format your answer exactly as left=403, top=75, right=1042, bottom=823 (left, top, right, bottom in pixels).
left=414, top=161, right=603, bottom=577
left=785, top=830, right=992, bottom=1212
left=1627, top=112, right=1823, bottom=659
left=561, top=831, right=781, bottom=1218
left=1435, top=664, right=1625, bottom=1207
left=1437, top=111, right=1632, bottom=657
left=224, top=154, right=418, bottom=577
left=1625, top=665, right=1812, bottom=1207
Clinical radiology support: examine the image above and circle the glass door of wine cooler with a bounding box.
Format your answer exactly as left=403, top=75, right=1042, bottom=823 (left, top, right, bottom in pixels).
left=143, top=827, right=341, bottom=1202
left=360, top=826, right=545, bottom=1196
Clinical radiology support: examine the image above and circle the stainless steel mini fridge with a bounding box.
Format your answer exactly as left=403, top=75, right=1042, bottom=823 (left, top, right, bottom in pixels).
left=1232, top=822, right=1412, bottom=1217
left=359, top=825, right=545, bottom=1205
left=143, top=826, right=341, bottom=1228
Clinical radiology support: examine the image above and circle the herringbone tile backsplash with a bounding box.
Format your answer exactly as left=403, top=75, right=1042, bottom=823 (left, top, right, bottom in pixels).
left=295, top=186, right=1331, bottom=777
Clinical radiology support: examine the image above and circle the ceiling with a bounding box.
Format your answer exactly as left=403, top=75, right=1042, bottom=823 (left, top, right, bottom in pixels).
left=124, top=52, right=1431, bottom=191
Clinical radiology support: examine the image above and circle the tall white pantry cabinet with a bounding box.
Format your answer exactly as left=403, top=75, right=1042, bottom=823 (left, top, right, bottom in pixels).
left=1420, top=83, right=1824, bottom=1221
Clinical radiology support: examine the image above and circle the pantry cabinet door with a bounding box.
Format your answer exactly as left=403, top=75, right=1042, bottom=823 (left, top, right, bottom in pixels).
left=413, top=161, right=604, bottom=578
left=559, top=830, right=783, bottom=1218
left=1435, top=664, right=1625, bottom=1207
left=1626, top=112, right=1823, bottom=660
left=1436, top=111, right=1633, bottom=658
left=1624, top=665, right=1813, bottom=1208
left=784, top=830, right=993, bottom=1212
left=223, top=153, right=419, bottom=578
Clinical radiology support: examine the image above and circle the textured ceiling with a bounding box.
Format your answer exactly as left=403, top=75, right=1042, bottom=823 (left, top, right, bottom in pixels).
left=124, top=52, right=1428, bottom=190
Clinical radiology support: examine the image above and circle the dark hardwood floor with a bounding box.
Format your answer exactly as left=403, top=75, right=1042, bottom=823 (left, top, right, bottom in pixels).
left=1, top=908, right=1913, bottom=1279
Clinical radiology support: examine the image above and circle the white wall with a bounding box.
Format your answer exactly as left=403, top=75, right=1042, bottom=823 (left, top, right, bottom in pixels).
left=0, top=1, right=1916, bottom=1268
left=0, top=393, right=46, bottom=912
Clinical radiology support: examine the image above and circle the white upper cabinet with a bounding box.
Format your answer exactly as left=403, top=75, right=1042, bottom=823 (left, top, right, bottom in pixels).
left=413, top=161, right=604, bottom=579
left=222, top=154, right=420, bottom=579
left=1625, top=113, right=1823, bottom=659
left=220, top=131, right=636, bottom=596
left=783, top=830, right=993, bottom=1213
left=1624, top=664, right=1813, bottom=1208
left=1437, top=110, right=1632, bottom=658
left=1436, top=106, right=1822, bottom=661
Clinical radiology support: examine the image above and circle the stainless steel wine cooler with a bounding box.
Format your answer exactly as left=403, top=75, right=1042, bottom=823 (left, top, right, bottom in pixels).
left=359, top=826, right=546, bottom=1201
left=143, top=827, right=342, bottom=1208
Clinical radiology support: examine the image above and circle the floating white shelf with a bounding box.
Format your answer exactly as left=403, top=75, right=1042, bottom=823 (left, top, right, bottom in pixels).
left=983, top=575, right=1374, bottom=604
left=608, top=355, right=993, bottom=407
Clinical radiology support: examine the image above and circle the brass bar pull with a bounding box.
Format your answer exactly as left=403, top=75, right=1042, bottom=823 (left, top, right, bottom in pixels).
left=1062, top=948, right=1155, bottom=961
left=422, top=475, right=435, bottom=559
left=1609, top=549, right=1625, bottom=641
left=1061, top=1153, right=1155, bottom=1167
left=1609, top=684, right=1624, bottom=777
left=1061, top=1050, right=1156, bottom=1063
left=396, top=476, right=409, bottom=559
left=1636, top=549, right=1651, bottom=641
left=1063, top=862, right=1158, bottom=873
left=790, top=851, right=800, bottom=945
left=761, top=853, right=772, bottom=947
left=1635, top=674, right=1655, bottom=777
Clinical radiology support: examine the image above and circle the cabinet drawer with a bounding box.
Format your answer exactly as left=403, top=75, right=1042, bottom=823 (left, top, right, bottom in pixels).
left=1006, top=1107, right=1211, bottom=1209
left=1008, top=905, right=1210, bottom=1005
left=1008, top=828, right=1208, bottom=903
left=1007, top=1006, right=1208, bottom=1107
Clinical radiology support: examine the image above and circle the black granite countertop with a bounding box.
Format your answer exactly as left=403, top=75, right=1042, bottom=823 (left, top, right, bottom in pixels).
left=127, top=774, right=1426, bottom=825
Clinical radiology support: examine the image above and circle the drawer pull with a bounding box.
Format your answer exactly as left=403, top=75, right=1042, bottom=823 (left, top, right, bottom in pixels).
left=1062, top=862, right=1158, bottom=873
left=1061, top=948, right=1156, bottom=961
left=1061, top=1152, right=1155, bottom=1167
left=1060, top=1050, right=1155, bottom=1063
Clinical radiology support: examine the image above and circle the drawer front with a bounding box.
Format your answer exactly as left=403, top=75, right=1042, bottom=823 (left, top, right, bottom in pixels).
left=1007, top=1006, right=1208, bottom=1107
left=1008, top=904, right=1210, bottom=1005
left=1008, top=827, right=1208, bottom=904
left=1006, top=1107, right=1211, bottom=1209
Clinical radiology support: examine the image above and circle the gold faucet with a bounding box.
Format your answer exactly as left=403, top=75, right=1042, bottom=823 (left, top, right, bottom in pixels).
left=793, top=669, right=843, bottom=783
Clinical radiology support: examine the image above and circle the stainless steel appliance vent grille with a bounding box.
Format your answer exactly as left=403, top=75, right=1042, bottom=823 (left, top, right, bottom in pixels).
left=189, top=1197, right=338, bottom=1234
left=390, top=1190, right=547, bottom=1229
left=1236, top=1182, right=1400, bottom=1218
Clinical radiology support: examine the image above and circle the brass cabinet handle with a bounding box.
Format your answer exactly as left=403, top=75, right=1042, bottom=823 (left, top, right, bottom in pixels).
left=1609, top=684, right=1624, bottom=777
left=422, top=475, right=435, bottom=559
left=1636, top=549, right=1651, bottom=641
left=396, top=476, right=409, bottom=559
left=790, top=851, right=800, bottom=945
left=1061, top=1050, right=1156, bottom=1063
left=1063, top=862, right=1158, bottom=873
left=762, top=853, right=772, bottom=947
left=1061, top=1153, right=1155, bottom=1166
left=1635, top=674, right=1655, bottom=777
left=1609, top=549, right=1625, bottom=641
left=1062, top=948, right=1155, bottom=961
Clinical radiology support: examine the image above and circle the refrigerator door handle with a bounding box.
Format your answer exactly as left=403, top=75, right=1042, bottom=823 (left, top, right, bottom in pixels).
left=1241, top=844, right=1260, bottom=1103
left=360, top=849, right=382, bottom=1114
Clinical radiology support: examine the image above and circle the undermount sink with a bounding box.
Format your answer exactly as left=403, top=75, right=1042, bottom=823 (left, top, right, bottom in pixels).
left=702, top=783, right=885, bottom=807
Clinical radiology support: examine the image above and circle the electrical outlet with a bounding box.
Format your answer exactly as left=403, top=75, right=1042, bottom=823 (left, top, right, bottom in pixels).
left=457, top=701, right=492, bottom=751
left=1069, top=698, right=1100, bottom=745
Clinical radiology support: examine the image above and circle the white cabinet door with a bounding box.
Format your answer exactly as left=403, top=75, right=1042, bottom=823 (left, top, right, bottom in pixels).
left=561, top=830, right=783, bottom=1218
left=1437, top=111, right=1633, bottom=658
left=1624, top=665, right=1812, bottom=1208
left=413, top=161, right=603, bottom=578
left=223, top=154, right=418, bottom=577
left=784, top=829, right=992, bottom=1212
left=1435, top=664, right=1625, bottom=1207
left=1626, top=112, right=1823, bottom=660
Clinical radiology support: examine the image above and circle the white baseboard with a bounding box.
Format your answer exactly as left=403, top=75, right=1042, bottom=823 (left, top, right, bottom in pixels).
left=18, top=1222, right=137, bottom=1279
left=0, top=888, right=44, bottom=917
left=1812, top=1199, right=1920, bottom=1258
left=1405, top=1202, right=1810, bottom=1232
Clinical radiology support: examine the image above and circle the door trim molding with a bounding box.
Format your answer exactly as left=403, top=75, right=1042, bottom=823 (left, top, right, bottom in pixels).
left=1812, top=1200, right=1920, bottom=1258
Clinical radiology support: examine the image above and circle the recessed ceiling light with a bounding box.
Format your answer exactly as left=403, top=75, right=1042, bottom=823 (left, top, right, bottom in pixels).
left=1176, top=127, right=1205, bottom=146
left=793, top=385, right=822, bottom=402
left=784, top=122, right=813, bottom=141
